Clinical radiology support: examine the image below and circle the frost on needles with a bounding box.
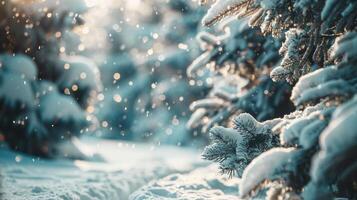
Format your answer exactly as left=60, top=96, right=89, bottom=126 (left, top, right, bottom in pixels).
left=188, top=0, right=357, bottom=199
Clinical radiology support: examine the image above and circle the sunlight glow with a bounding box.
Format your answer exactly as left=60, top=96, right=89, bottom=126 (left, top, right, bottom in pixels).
left=125, top=0, right=142, bottom=11
left=85, top=0, right=99, bottom=7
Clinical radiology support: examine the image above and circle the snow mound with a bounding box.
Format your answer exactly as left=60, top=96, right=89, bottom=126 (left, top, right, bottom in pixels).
left=129, top=164, right=240, bottom=200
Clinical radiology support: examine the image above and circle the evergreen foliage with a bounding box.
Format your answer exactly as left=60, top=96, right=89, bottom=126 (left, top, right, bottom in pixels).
left=0, top=0, right=101, bottom=156
left=191, top=0, right=357, bottom=199
left=187, top=19, right=293, bottom=133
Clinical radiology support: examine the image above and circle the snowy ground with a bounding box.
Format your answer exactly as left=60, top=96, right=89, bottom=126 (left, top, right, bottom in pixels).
left=0, top=137, right=240, bottom=200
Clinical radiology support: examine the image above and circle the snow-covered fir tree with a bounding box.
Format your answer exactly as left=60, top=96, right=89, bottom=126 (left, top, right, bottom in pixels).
left=186, top=18, right=293, bottom=134
left=0, top=0, right=101, bottom=157
left=189, top=0, right=357, bottom=199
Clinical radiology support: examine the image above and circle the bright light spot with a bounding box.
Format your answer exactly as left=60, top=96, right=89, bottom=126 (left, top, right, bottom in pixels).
left=152, top=33, right=159, bottom=39
left=86, top=106, right=95, bottom=113
left=101, top=121, right=108, bottom=128
left=80, top=72, right=87, bottom=79
left=113, top=72, right=121, bottom=80
left=113, top=94, right=122, bottom=103
left=78, top=44, right=85, bottom=51
left=147, top=48, right=154, bottom=56
left=64, top=63, right=70, bottom=70
left=55, top=32, right=61, bottom=38
left=178, top=43, right=188, bottom=50
left=59, top=47, right=66, bottom=53
left=189, top=80, right=195, bottom=86
left=72, top=84, right=78, bottom=91
left=15, top=155, right=22, bottom=163
left=97, top=93, right=105, bottom=101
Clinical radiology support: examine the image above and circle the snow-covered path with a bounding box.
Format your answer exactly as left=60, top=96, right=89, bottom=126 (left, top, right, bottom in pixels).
left=0, top=138, right=240, bottom=200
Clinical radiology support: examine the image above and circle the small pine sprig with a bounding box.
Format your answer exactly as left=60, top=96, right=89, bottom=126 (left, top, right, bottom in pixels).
left=202, top=113, right=279, bottom=177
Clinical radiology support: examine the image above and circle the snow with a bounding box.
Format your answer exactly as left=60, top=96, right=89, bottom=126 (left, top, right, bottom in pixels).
left=280, top=118, right=311, bottom=145
left=0, top=54, right=38, bottom=81
left=0, top=137, right=242, bottom=200
left=295, top=79, right=355, bottom=106
left=270, top=66, right=290, bottom=82
left=299, top=119, right=327, bottom=149
left=330, top=32, right=357, bottom=59
left=239, top=148, right=295, bottom=197
left=186, top=50, right=212, bottom=77
left=129, top=164, right=240, bottom=200
left=276, top=28, right=305, bottom=83
left=291, top=65, right=340, bottom=103
left=189, top=98, right=227, bottom=110
left=319, top=98, right=357, bottom=155
left=210, top=126, right=243, bottom=144
left=186, top=108, right=207, bottom=129
left=202, top=0, right=248, bottom=26
left=39, top=92, right=86, bottom=124
left=291, top=64, right=357, bottom=106
left=57, top=56, right=102, bottom=92
left=0, top=72, right=35, bottom=109
left=303, top=96, right=357, bottom=198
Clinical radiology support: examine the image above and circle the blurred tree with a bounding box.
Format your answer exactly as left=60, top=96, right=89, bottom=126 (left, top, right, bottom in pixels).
left=0, top=0, right=101, bottom=157
left=93, top=0, right=209, bottom=146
